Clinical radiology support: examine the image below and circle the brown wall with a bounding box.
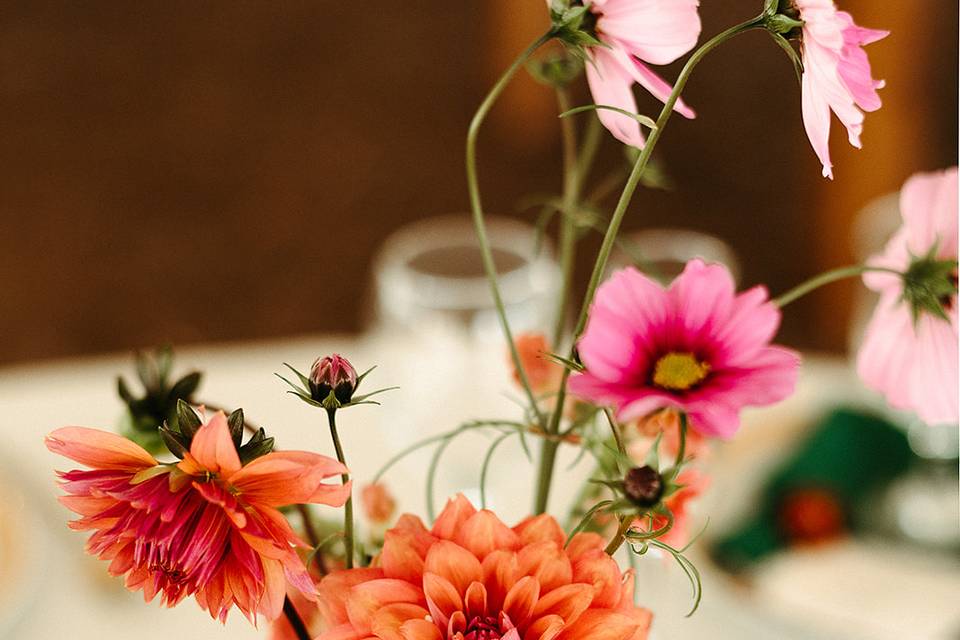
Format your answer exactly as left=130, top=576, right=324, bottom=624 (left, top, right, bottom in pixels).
left=1, top=1, right=956, bottom=364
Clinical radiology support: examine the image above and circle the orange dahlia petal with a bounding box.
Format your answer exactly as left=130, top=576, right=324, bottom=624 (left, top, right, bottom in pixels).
left=454, top=510, right=520, bottom=560
left=530, top=583, right=594, bottom=625
left=423, top=540, right=482, bottom=594
left=423, top=572, right=463, bottom=627
left=512, top=515, right=566, bottom=548
left=346, top=579, right=425, bottom=635
left=185, top=412, right=242, bottom=478
left=431, top=494, right=477, bottom=540
left=555, top=610, right=642, bottom=640
left=502, top=575, right=540, bottom=626
left=516, top=541, right=572, bottom=593
left=370, top=603, right=431, bottom=640
left=319, top=568, right=386, bottom=626
left=46, top=427, right=157, bottom=471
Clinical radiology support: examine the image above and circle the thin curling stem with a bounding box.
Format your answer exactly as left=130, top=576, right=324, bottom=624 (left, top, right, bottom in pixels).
left=467, top=31, right=554, bottom=428
left=774, top=264, right=903, bottom=307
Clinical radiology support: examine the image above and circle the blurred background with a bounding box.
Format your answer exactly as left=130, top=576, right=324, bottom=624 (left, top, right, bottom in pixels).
left=1, top=2, right=958, bottom=640
left=0, top=0, right=956, bottom=363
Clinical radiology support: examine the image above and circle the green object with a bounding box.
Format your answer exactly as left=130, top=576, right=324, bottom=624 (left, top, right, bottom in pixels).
left=712, top=408, right=913, bottom=571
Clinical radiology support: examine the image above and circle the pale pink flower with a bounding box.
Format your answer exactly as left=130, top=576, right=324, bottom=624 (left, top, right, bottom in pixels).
left=581, top=0, right=701, bottom=147
left=46, top=413, right=350, bottom=623
left=857, top=168, right=959, bottom=425
left=569, top=260, right=800, bottom=438
left=795, top=0, right=888, bottom=179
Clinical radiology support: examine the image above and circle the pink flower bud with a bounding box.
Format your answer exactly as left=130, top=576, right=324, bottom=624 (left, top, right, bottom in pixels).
left=361, top=482, right=396, bottom=524
left=309, top=354, right=358, bottom=404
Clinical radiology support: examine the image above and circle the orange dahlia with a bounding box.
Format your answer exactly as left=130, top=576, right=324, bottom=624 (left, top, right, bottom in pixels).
left=316, top=494, right=651, bottom=640
left=45, top=412, right=350, bottom=622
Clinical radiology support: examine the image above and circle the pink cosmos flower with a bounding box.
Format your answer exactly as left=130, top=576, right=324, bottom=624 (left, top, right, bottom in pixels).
left=315, top=494, right=652, bottom=640
left=46, top=412, right=350, bottom=622
left=857, top=168, right=959, bottom=425
left=579, top=0, right=701, bottom=147
left=569, top=260, right=800, bottom=438
left=795, top=0, right=888, bottom=179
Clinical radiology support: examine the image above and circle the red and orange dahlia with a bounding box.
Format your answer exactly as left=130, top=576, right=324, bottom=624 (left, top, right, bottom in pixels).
left=46, top=412, right=350, bottom=622
left=316, top=494, right=651, bottom=640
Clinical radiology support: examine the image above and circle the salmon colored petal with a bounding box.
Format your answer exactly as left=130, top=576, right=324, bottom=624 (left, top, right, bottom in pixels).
left=187, top=413, right=241, bottom=477
left=400, top=618, right=443, bottom=640
left=572, top=552, right=622, bottom=608
left=524, top=614, right=564, bottom=640
left=531, top=583, right=595, bottom=625
left=230, top=450, right=349, bottom=507
left=463, top=581, right=487, bottom=619
left=454, top=510, right=520, bottom=559
left=502, top=575, right=540, bottom=627
left=513, top=514, right=565, bottom=548
left=482, top=549, right=518, bottom=612
left=431, top=494, right=477, bottom=540
left=318, top=568, right=385, bottom=626
left=346, top=579, right=425, bottom=635
left=370, top=603, right=431, bottom=640
left=517, top=541, right=572, bottom=593
left=565, top=532, right=607, bottom=562
left=423, top=573, right=463, bottom=628
left=46, top=427, right=157, bottom=471
left=423, top=540, right=482, bottom=594
left=259, top=556, right=287, bottom=621
left=382, top=529, right=428, bottom=584
left=315, top=623, right=368, bottom=640
left=555, top=610, right=641, bottom=640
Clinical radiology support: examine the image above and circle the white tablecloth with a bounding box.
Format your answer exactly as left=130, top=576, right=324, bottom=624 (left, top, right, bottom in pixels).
left=1, top=333, right=957, bottom=640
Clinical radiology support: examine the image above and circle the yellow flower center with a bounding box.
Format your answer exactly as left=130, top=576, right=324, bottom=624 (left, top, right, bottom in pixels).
left=652, top=352, right=710, bottom=390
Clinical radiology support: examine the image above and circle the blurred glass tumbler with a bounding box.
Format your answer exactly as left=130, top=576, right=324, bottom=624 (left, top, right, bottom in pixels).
left=610, top=228, right=741, bottom=285
left=370, top=215, right=561, bottom=343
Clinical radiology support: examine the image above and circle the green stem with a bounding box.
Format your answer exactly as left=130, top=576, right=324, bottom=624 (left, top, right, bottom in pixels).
left=534, top=16, right=764, bottom=515
left=552, top=86, right=579, bottom=347
left=774, top=264, right=903, bottom=308
left=467, top=31, right=554, bottom=427
left=326, top=409, right=354, bottom=568
left=605, top=516, right=632, bottom=555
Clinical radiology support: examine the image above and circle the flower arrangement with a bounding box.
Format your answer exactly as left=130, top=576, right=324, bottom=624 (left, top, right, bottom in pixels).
left=46, top=1, right=957, bottom=639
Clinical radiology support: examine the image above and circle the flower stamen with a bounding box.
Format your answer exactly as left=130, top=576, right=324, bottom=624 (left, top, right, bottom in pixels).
left=652, top=353, right=710, bottom=390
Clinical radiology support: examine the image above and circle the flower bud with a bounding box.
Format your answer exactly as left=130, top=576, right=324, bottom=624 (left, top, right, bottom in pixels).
left=309, top=354, right=358, bottom=404
left=623, top=465, right=664, bottom=507
left=361, top=482, right=396, bottom=525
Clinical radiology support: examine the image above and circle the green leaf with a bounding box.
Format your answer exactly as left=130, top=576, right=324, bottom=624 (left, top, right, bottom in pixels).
left=176, top=399, right=202, bottom=438
left=355, top=365, right=377, bottom=386
left=227, top=408, right=244, bottom=448
left=117, top=377, right=135, bottom=404
left=136, top=351, right=159, bottom=392
left=155, top=345, right=174, bottom=383
left=168, top=371, right=201, bottom=402
left=239, top=434, right=275, bottom=464
left=283, top=363, right=311, bottom=389
left=159, top=425, right=190, bottom=459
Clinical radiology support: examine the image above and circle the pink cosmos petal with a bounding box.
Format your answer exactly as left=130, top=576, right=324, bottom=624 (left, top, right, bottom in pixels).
left=582, top=0, right=700, bottom=146
left=857, top=168, right=958, bottom=425
left=571, top=259, right=799, bottom=439
left=595, top=0, right=701, bottom=66
left=46, top=427, right=157, bottom=471
left=796, top=0, right=887, bottom=179
left=586, top=47, right=646, bottom=148
left=900, top=167, right=959, bottom=257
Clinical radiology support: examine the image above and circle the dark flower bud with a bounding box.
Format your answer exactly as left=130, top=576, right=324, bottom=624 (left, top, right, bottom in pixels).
left=623, top=465, right=664, bottom=507
left=309, top=354, right=358, bottom=405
